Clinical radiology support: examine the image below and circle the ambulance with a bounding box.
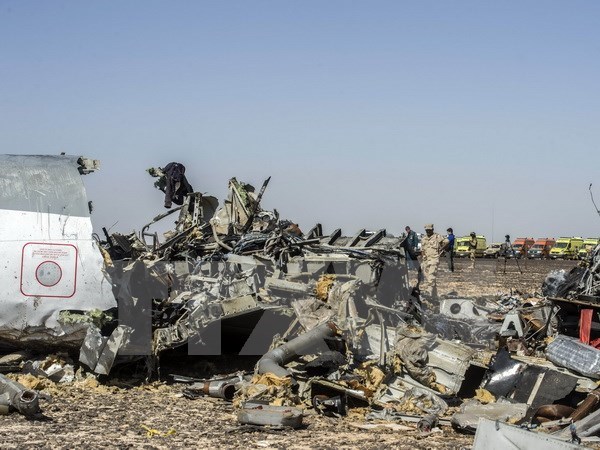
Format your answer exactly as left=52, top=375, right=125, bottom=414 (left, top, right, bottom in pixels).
left=455, top=235, right=487, bottom=258
left=549, top=237, right=584, bottom=260
left=527, top=238, right=556, bottom=259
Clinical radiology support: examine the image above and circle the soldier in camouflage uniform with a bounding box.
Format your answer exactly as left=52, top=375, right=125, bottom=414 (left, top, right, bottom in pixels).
left=420, top=224, right=449, bottom=299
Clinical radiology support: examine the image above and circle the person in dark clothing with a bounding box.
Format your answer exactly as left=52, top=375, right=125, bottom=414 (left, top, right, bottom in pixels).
left=404, top=226, right=419, bottom=269
left=446, top=227, right=455, bottom=272
left=162, top=162, right=193, bottom=208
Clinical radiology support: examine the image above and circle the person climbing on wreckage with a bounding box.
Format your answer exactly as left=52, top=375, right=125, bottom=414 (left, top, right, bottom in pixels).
left=147, top=162, right=194, bottom=209
left=418, top=224, right=449, bottom=304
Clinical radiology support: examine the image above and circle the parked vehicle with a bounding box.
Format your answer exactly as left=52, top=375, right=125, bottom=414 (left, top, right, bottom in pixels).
left=549, top=237, right=584, bottom=260
left=455, top=235, right=487, bottom=258
left=484, top=243, right=507, bottom=258
left=527, top=238, right=556, bottom=259
left=578, top=238, right=600, bottom=259
left=506, top=237, right=534, bottom=259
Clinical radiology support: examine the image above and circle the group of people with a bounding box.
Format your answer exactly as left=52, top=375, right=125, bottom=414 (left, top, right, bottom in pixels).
left=403, top=224, right=478, bottom=299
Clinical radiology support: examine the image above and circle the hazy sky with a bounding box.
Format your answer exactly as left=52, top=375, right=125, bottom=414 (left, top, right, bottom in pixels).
left=2, top=1, right=600, bottom=242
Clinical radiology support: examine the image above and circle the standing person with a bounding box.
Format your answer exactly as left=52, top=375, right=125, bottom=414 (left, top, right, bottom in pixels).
left=420, top=224, right=449, bottom=300
left=404, top=226, right=419, bottom=269
left=468, top=232, right=478, bottom=269
left=446, top=227, right=455, bottom=272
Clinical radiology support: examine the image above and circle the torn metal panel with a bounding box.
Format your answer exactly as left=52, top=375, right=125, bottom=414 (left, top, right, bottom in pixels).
left=439, top=298, right=487, bottom=321
left=483, top=348, right=527, bottom=398
left=76, top=157, right=100, bottom=174
left=500, top=312, right=525, bottom=337
left=224, top=254, right=260, bottom=270
left=237, top=402, right=303, bottom=429
left=376, top=374, right=419, bottom=403
left=265, top=278, right=313, bottom=296
left=424, top=313, right=501, bottom=346
left=0, top=154, right=91, bottom=216
left=211, top=178, right=258, bottom=235
left=0, top=155, right=117, bottom=346
left=79, top=325, right=108, bottom=372
left=547, top=335, right=600, bottom=379
left=387, top=385, right=449, bottom=416
left=23, top=355, right=75, bottom=383
left=95, top=326, right=131, bottom=375
left=0, top=352, right=29, bottom=374
left=79, top=324, right=132, bottom=375
left=474, top=419, right=584, bottom=450
left=452, top=401, right=529, bottom=433
left=512, top=355, right=598, bottom=393
left=291, top=298, right=337, bottom=332
left=220, top=295, right=259, bottom=316
left=512, top=366, right=578, bottom=422
left=393, top=326, right=477, bottom=395
left=427, top=338, right=477, bottom=395
left=483, top=349, right=580, bottom=422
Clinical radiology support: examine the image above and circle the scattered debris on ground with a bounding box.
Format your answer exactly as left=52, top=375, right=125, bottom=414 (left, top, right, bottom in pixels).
left=2, top=155, right=600, bottom=448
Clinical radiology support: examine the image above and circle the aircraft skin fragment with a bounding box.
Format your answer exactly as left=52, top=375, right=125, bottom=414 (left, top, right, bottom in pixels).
left=0, top=155, right=117, bottom=346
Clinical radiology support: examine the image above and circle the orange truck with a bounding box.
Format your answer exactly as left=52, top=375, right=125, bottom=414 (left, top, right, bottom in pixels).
left=507, top=237, right=535, bottom=259
left=527, top=238, right=556, bottom=259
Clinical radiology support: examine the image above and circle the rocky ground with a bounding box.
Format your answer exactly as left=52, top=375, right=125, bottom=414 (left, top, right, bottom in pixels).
left=0, top=258, right=581, bottom=449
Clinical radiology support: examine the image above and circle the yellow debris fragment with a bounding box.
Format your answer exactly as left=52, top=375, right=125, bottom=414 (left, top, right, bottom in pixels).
left=140, top=424, right=176, bottom=438
left=475, top=388, right=495, bottom=404
left=315, top=274, right=336, bottom=301
left=251, top=373, right=292, bottom=387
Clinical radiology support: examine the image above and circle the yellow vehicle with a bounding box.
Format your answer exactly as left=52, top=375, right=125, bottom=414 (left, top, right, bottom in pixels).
left=455, top=235, right=487, bottom=258
left=549, top=237, right=584, bottom=260
left=578, top=238, right=600, bottom=259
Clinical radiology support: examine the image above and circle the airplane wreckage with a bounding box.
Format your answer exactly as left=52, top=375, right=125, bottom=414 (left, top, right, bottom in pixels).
left=4, top=154, right=600, bottom=446
left=0, top=155, right=410, bottom=360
